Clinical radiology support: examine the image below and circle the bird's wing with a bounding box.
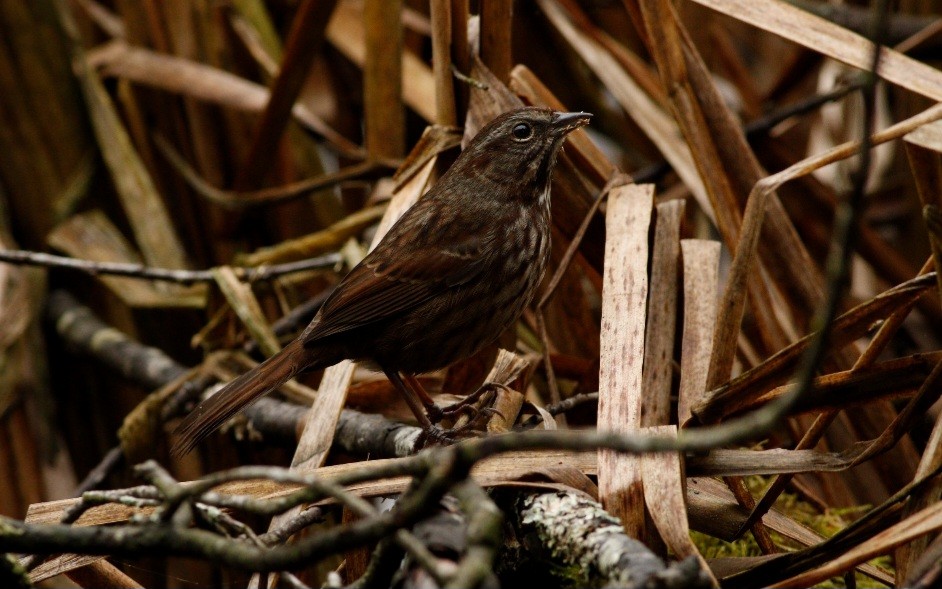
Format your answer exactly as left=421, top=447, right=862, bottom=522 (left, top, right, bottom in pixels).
left=302, top=229, right=492, bottom=343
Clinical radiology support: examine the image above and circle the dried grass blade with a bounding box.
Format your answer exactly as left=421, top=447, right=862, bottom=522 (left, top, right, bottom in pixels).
left=238, top=205, right=386, bottom=266
left=641, top=200, right=684, bottom=426
left=597, top=184, right=653, bottom=538
left=480, top=0, right=512, bottom=82
left=327, top=1, right=435, bottom=122
left=898, top=123, right=942, bottom=581
left=210, top=266, right=280, bottom=358
left=29, top=554, right=110, bottom=585
left=429, top=0, right=456, bottom=125
left=689, top=448, right=860, bottom=477
left=65, top=560, right=142, bottom=589
left=634, top=0, right=741, bottom=247
left=898, top=410, right=942, bottom=584
left=363, top=0, right=405, bottom=159
left=536, top=0, right=711, bottom=219
left=235, top=0, right=339, bottom=189
left=678, top=239, right=720, bottom=425
left=90, top=41, right=360, bottom=156
left=695, top=273, right=936, bottom=424
left=230, top=0, right=282, bottom=60
left=691, top=0, right=942, bottom=101
left=640, top=425, right=716, bottom=586
left=462, top=55, right=522, bottom=142
left=45, top=211, right=176, bottom=308
left=57, top=17, right=190, bottom=276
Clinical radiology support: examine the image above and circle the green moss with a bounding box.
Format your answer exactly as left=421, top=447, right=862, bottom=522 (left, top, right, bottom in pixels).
left=691, top=476, right=894, bottom=588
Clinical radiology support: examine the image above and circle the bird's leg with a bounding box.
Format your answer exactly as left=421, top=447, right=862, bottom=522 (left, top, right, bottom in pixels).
left=401, top=374, right=496, bottom=425
left=401, top=373, right=442, bottom=421
left=384, top=369, right=493, bottom=447
left=383, top=368, right=435, bottom=430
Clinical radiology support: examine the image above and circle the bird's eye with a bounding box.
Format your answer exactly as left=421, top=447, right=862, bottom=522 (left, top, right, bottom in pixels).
left=512, top=123, right=533, bottom=141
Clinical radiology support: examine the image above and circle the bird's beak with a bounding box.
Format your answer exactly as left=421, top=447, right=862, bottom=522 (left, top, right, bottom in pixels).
left=552, top=111, right=593, bottom=133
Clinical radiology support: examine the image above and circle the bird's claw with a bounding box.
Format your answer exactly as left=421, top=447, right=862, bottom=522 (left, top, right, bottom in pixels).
left=415, top=408, right=497, bottom=448
left=416, top=425, right=475, bottom=448
left=426, top=382, right=498, bottom=424
left=415, top=383, right=508, bottom=448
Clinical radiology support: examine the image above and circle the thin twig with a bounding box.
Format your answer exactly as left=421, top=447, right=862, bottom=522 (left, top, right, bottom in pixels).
left=0, top=249, right=341, bottom=285
left=451, top=64, right=489, bottom=89
left=73, top=445, right=125, bottom=495
left=534, top=309, right=563, bottom=411
left=257, top=506, right=325, bottom=546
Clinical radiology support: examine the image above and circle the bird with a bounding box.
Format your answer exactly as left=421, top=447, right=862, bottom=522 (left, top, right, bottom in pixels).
left=172, top=107, right=592, bottom=455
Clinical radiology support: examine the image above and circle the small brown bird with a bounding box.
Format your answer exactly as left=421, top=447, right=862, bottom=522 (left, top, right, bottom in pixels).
left=172, top=107, right=591, bottom=455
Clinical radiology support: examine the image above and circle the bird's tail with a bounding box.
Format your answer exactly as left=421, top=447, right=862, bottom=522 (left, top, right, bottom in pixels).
left=171, top=339, right=316, bottom=456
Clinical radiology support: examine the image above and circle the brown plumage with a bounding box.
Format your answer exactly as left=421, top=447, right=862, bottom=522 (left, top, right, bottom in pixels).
left=172, top=107, right=591, bottom=455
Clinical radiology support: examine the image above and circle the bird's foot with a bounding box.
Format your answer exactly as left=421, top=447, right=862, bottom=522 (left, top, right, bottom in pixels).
left=416, top=407, right=499, bottom=448
left=414, top=382, right=510, bottom=448
left=426, top=382, right=502, bottom=424
left=415, top=424, right=476, bottom=448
